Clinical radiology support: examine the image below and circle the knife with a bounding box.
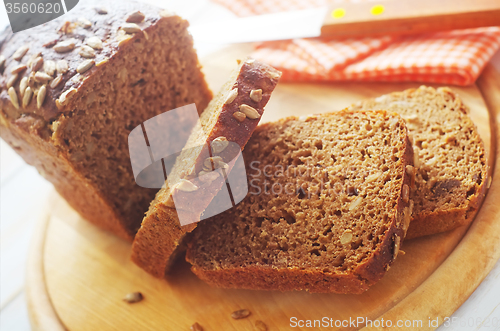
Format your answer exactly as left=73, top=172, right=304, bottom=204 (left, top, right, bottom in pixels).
left=190, top=0, right=500, bottom=43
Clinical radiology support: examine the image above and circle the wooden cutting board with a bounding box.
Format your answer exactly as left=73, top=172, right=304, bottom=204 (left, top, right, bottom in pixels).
left=26, top=45, right=500, bottom=331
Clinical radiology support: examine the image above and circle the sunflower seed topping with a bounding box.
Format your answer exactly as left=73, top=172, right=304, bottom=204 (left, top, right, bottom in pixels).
left=31, top=57, right=44, bottom=72
left=78, top=17, right=92, bottom=29
left=239, top=104, right=260, bottom=119
left=211, top=137, right=229, bottom=154
left=13, top=45, right=29, bottom=61
left=50, top=75, right=63, bottom=88
left=53, top=39, right=76, bottom=53
left=175, top=179, right=198, bottom=192
left=0, top=55, right=5, bottom=70
left=233, top=111, right=246, bottom=122
left=43, top=60, right=56, bottom=76
left=34, top=72, right=53, bottom=83
left=231, top=309, right=251, bottom=319
left=224, top=88, right=238, bottom=105
left=250, top=89, right=262, bottom=102
left=22, top=86, right=33, bottom=108
left=79, top=45, right=96, bottom=58
left=56, top=60, right=69, bottom=74
left=122, top=23, right=141, bottom=34
left=77, top=59, right=94, bottom=74
left=203, top=156, right=223, bottom=170
left=95, top=7, right=107, bottom=15
left=126, top=11, right=145, bottom=23
left=86, top=36, right=103, bottom=50
left=37, top=85, right=47, bottom=109
left=11, top=64, right=27, bottom=74
left=8, top=87, right=19, bottom=109
left=19, top=77, right=28, bottom=97
left=57, top=87, right=77, bottom=107
left=7, top=74, right=18, bottom=88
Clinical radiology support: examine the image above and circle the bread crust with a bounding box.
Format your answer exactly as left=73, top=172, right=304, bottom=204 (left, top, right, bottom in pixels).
left=0, top=0, right=213, bottom=240
left=186, top=111, right=414, bottom=294
left=131, top=60, right=281, bottom=277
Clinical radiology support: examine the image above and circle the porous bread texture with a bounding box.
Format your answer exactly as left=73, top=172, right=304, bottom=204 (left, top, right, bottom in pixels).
left=349, top=86, right=488, bottom=239
left=0, top=0, right=212, bottom=240
left=131, top=59, right=281, bottom=277
left=186, top=110, right=414, bottom=294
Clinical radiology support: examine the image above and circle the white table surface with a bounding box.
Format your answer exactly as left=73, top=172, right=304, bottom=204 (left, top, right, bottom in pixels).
left=0, top=1, right=499, bottom=330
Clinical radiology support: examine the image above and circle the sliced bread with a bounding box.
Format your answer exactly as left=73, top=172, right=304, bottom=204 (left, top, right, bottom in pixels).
left=186, top=110, right=414, bottom=294
left=349, top=86, right=488, bottom=239
left=131, top=59, right=281, bottom=277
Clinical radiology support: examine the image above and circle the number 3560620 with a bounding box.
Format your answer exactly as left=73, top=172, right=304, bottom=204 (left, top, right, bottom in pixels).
left=5, top=2, right=61, bottom=14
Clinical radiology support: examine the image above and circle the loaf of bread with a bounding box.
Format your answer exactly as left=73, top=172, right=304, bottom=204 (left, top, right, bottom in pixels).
left=131, top=59, right=281, bottom=277
left=186, top=110, right=414, bottom=294
left=349, top=86, right=488, bottom=239
left=0, top=0, right=212, bottom=240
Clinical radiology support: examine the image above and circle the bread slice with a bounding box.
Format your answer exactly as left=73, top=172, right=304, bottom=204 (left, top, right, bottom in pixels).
left=349, top=86, right=488, bottom=239
left=186, top=110, right=414, bottom=294
left=131, top=59, right=281, bottom=277
left=0, top=0, right=212, bottom=240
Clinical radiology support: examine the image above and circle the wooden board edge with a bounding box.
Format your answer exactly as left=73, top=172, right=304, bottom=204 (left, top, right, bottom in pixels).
left=25, top=198, right=67, bottom=331
left=361, top=63, right=500, bottom=331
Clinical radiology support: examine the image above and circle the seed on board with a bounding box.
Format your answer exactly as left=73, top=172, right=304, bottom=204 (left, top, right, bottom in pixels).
left=211, top=136, right=229, bottom=154
left=19, top=77, right=28, bottom=97
left=95, top=7, right=107, bottom=14
left=8, top=87, right=19, bottom=109
left=175, top=179, right=198, bottom=192
left=239, top=104, right=260, bottom=119
left=11, top=64, right=27, bottom=74
left=22, top=86, right=33, bottom=108
left=122, top=23, right=141, bottom=33
left=13, top=45, right=29, bottom=61
left=123, top=292, right=143, bottom=303
left=31, top=56, right=44, bottom=72
left=56, top=60, right=69, bottom=74
left=233, top=111, right=246, bottom=122
left=34, top=71, right=53, bottom=83
left=190, top=322, right=203, bottom=331
left=50, top=75, right=63, bottom=89
left=43, top=60, right=56, bottom=76
left=37, top=85, right=46, bottom=109
left=78, top=17, right=92, bottom=29
left=402, top=184, right=410, bottom=203
left=348, top=196, right=363, bottom=211
left=340, top=229, right=353, bottom=245
left=224, top=88, right=238, bottom=105
left=126, top=11, right=145, bottom=23
left=86, top=36, right=103, bottom=50
left=249, top=89, right=262, bottom=102
left=79, top=45, right=96, bottom=58
left=255, top=320, right=268, bottom=331
left=54, top=39, right=76, bottom=53
left=231, top=309, right=251, bottom=320
left=77, top=59, right=94, bottom=74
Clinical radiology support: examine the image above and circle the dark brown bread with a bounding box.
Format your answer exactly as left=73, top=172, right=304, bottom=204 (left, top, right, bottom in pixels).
left=0, top=0, right=212, bottom=240
left=131, top=59, right=281, bottom=277
left=349, top=86, right=488, bottom=239
left=186, top=110, right=414, bottom=294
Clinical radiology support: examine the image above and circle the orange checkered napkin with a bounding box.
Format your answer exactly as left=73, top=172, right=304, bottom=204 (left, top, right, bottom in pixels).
left=212, top=0, right=500, bottom=86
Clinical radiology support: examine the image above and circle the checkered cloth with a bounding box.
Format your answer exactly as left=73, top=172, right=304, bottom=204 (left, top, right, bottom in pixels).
left=212, top=0, right=500, bottom=85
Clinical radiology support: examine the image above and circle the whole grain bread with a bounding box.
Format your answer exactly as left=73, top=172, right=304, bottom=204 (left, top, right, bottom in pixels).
left=349, top=86, right=488, bottom=239
left=0, top=0, right=212, bottom=241
left=131, top=59, right=281, bottom=278
left=186, top=110, right=414, bottom=294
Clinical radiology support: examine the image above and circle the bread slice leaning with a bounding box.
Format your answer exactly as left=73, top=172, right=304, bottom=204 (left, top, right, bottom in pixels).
left=349, top=86, right=488, bottom=239
left=186, top=110, right=414, bottom=294
left=131, top=59, right=281, bottom=278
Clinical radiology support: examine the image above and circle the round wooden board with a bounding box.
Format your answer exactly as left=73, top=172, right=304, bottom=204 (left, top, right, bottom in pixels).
left=26, top=45, right=500, bottom=331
